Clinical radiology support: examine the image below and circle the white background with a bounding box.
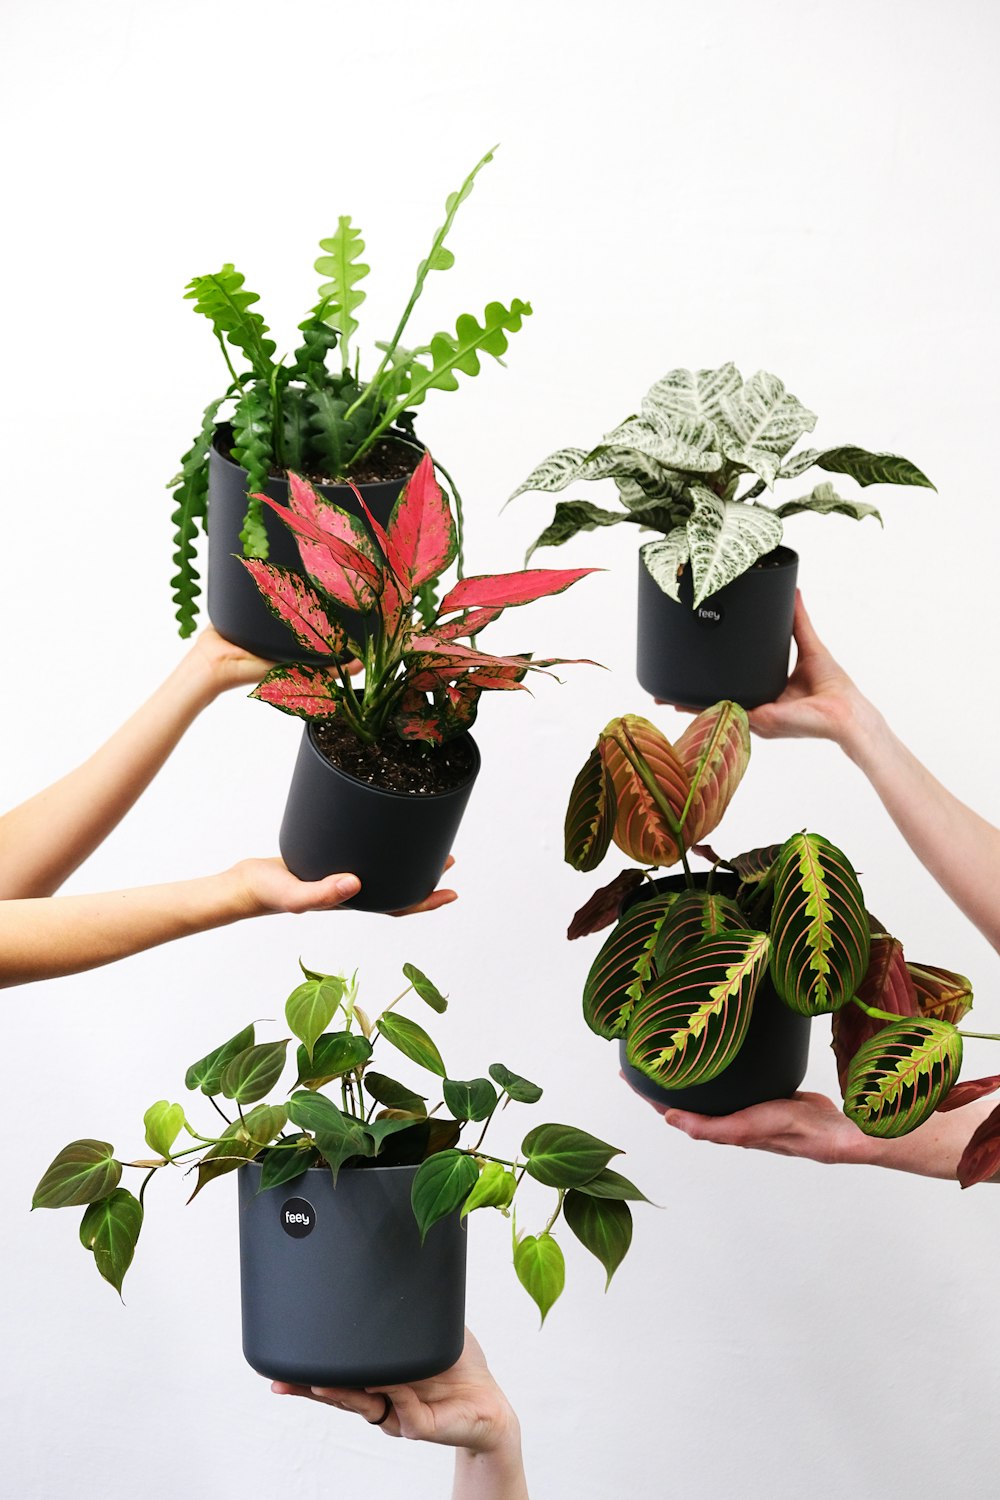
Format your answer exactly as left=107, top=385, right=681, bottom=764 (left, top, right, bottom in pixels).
left=3, top=1, right=1000, bottom=1496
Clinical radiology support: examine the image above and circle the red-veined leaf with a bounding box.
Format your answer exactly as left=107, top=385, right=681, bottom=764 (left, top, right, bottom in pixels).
left=567, top=869, right=646, bottom=940
left=387, top=451, right=458, bottom=588
left=769, top=833, right=870, bottom=1015
left=599, top=716, right=690, bottom=866
left=729, top=844, right=783, bottom=883
left=240, top=560, right=347, bottom=655
left=843, top=1017, right=962, bottom=1138
left=957, top=1102, right=1000, bottom=1188
left=938, top=1074, right=1000, bottom=1113
left=653, top=890, right=746, bottom=973
left=438, top=566, right=598, bottom=615
left=625, top=930, right=770, bottom=1089
left=251, top=664, right=340, bottom=719
left=674, top=701, right=751, bottom=844
left=565, top=747, right=617, bottom=873
left=908, top=961, right=974, bottom=1024
left=582, top=896, right=677, bottom=1038
left=830, top=936, right=919, bottom=1095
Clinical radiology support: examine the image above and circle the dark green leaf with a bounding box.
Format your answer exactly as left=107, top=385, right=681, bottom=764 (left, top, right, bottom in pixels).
left=565, top=746, right=616, bottom=872
left=79, top=1189, right=143, bottom=1295
left=258, top=1136, right=319, bottom=1193
left=583, top=897, right=677, bottom=1039
left=296, top=1032, right=373, bottom=1089
left=522, top=1124, right=621, bottom=1189
left=402, top=962, right=448, bottom=1013
left=366, top=1115, right=430, bottom=1150
left=378, top=1013, right=446, bottom=1076
left=564, top=1192, right=633, bottom=1288
left=489, top=1064, right=543, bottom=1105
left=364, top=1072, right=428, bottom=1114
left=143, top=1101, right=185, bottom=1159
left=514, top=1232, right=565, bottom=1324
left=572, top=1167, right=649, bottom=1202
left=188, top=1122, right=261, bottom=1201
left=220, top=1040, right=289, bottom=1105
left=460, top=1161, right=517, bottom=1218
left=185, top=1024, right=255, bottom=1097
left=411, top=1150, right=479, bottom=1241
left=33, top=1141, right=121, bottom=1210
left=424, top=1118, right=463, bottom=1157
left=241, top=1103, right=289, bottom=1146
left=442, top=1077, right=498, bottom=1122
left=814, top=445, right=935, bottom=491
left=287, top=1091, right=372, bottom=1182
left=285, top=977, right=346, bottom=1061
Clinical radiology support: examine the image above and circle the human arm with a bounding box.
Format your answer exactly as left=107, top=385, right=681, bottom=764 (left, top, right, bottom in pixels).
left=271, top=1329, right=528, bottom=1500
left=0, top=856, right=456, bottom=988
left=746, top=594, right=1000, bottom=953
left=0, top=628, right=276, bottom=900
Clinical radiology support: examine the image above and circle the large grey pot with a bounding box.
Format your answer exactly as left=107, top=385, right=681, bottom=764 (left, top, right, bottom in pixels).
left=238, top=1162, right=467, bottom=1388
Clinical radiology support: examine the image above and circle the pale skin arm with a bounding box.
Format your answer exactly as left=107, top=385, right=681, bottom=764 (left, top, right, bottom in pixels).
left=271, top=1329, right=529, bottom=1500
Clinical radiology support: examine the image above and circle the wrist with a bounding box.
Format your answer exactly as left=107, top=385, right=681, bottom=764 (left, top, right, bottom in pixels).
left=834, top=690, right=886, bottom=766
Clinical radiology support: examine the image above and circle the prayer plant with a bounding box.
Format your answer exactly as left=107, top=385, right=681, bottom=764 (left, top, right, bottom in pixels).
left=170, top=146, right=530, bottom=636
left=244, top=452, right=595, bottom=746
left=512, top=364, right=933, bottom=607
left=32, top=963, right=647, bottom=1324
left=563, top=704, right=1000, bottom=1158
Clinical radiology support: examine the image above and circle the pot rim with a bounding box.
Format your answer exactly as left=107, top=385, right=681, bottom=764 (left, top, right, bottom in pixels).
left=240, top=1159, right=425, bottom=1180
left=303, top=720, right=482, bottom=803
left=209, top=423, right=426, bottom=498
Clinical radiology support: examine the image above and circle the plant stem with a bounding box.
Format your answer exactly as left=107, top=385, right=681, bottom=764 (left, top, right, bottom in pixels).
left=849, top=996, right=904, bottom=1024
left=958, top=1030, right=1000, bottom=1043
left=138, top=1166, right=159, bottom=1208
left=471, top=1095, right=504, bottom=1154
left=209, top=1097, right=233, bottom=1128
left=433, top=458, right=466, bottom=579
left=543, top=1190, right=565, bottom=1235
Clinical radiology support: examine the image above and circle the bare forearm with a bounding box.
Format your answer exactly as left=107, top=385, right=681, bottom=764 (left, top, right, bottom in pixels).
left=452, top=1428, right=528, bottom=1500
left=844, top=1097, right=996, bottom=1182
left=0, top=870, right=256, bottom=986
left=0, top=651, right=218, bottom=899
left=839, top=698, right=1000, bottom=952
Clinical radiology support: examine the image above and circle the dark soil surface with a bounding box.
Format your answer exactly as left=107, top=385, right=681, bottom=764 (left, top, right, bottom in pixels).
left=217, top=426, right=419, bottom=487
left=313, top=718, right=476, bottom=795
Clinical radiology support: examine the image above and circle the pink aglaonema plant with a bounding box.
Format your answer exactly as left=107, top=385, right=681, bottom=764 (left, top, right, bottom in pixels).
left=241, top=452, right=596, bottom=745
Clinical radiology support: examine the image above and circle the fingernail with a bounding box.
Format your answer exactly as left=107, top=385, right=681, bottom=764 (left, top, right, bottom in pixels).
left=335, top=875, right=361, bottom=898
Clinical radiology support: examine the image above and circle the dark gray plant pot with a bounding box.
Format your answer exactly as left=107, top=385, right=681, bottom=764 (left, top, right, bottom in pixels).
left=618, top=872, right=810, bottom=1115
left=238, top=1162, right=467, bottom=1388
left=636, top=544, right=799, bottom=710
left=279, top=723, right=481, bottom=912
left=206, top=429, right=422, bottom=661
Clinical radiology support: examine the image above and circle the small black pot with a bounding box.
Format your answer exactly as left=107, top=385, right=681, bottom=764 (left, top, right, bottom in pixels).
left=635, top=544, right=798, bottom=710
left=279, top=724, right=481, bottom=912
left=206, top=429, right=422, bottom=661
left=618, top=873, right=810, bottom=1115
left=238, top=1162, right=467, bottom=1388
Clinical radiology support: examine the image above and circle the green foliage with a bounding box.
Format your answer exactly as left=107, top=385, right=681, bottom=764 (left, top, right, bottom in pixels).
left=169, top=148, right=530, bottom=633
left=515, top=363, right=933, bottom=607
left=35, top=964, right=647, bottom=1313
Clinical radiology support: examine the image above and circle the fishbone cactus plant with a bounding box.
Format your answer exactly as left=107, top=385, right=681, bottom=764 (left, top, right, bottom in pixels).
left=513, top=365, right=933, bottom=607
left=170, top=147, right=530, bottom=636
left=563, top=704, right=993, bottom=1149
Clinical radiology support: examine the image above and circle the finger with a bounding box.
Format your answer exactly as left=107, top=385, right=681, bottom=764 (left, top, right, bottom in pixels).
left=791, top=591, right=823, bottom=654
left=301, top=872, right=362, bottom=909
left=662, top=1108, right=745, bottom=1143
left=308, top=1387, right=391, bottom=1423
left=367, top=1384, right=433, bottom=1440
left=390, top=888, right=458, bottom=917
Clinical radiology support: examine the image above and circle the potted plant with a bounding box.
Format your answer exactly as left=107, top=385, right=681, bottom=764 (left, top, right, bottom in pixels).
left=511, top=364, right=933, bottom=708
left=563, top=702, right=974, bottom=1119
left=169, top=146, right=531, bottom=657
left=32, top=962, right=648, bottom=1384
left=243, top=452, right=594, bottom=911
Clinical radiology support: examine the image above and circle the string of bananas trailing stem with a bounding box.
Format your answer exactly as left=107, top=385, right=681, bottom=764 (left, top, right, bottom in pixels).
left=511, top=364, right=934, bottom=608
left=32, top=963, right=648, bottom=1323
left=563, top=703, right=1000, bottom=1177
left=169, top=145, right=531, bottom=637
left=243, top=452, right=596, bottom=746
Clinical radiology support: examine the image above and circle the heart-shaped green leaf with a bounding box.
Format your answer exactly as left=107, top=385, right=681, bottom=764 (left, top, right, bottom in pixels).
left=79, top=1188, right=144, bottom=1295
left=296, top=1032, right=372, bottom=1089
left=514, top=1232, right=565, bottom=1324
left=188, top=1122, right=261, bottom=1201
left=287, top=1091, right=372, bottom=1182
left=443, top=1077, right=498, bottom=1121
left=563, top=1191, right=633, bottom=1288
left=220, top=1040, right=289, bottom=1104
left=285, top=977, right=346, bottom=1061
left=378, top=1013, right=446, bottom=1076
left=185, top=1023, right=255, bottom=1096
left=489, top=1064, right=543, bottom=1104
left=241, top=1104, right=289, bottom=1146
left=843, top=1018, right=963, bottom=1138
left=257, top=1137, right=320, bottom=1193
left=522, top=1124, right=621, bottom=1189
left=461, top=1161, right=517, bottom=1218
left=572, top=1167, right=649, bottom=1202
left=364, top=1072, right=428, bottom=1114
left=411, top=1150, right=479, bottom=1241
left=143, top=1101, right=186, bottom=1159
left=402, top=963, right=448, bottom=1013
left=33, top=1140, right=121, bottom=1210
left=769, top=833, right=870, bottom=1015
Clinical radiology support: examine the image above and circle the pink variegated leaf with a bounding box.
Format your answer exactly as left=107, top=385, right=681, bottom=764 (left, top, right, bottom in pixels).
left=394, top=690, right=445, bottom=745
left=380, top=571, right=409, bottom=642
left=257, top=488, right=383, bottom=610
left=431, top=607, right=504, bottom=643
left=240, top=560, right=346, bottom=655
left=285, top=474, right=383, bottom=576
left=350, top=485, right=413, bottom=596
left=388, top=452, right=457, bottom=589
left=438, top=567, right=598, bottom=616
left=250, top=665, right=341, bottom=720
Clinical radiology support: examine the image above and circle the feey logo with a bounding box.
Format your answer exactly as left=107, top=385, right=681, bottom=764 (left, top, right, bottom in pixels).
left=696, top=605, right=723, bottom=627
left=280, top=1196, right=316, bottom=1239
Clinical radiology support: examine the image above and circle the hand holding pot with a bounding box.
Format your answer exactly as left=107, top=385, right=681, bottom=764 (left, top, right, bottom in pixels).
left=272, top=1329, right=528, bottom=1500
left=232, top=855, right=457, bottom=918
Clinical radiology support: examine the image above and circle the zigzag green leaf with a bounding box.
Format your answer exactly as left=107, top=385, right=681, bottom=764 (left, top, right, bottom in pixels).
left=316, top=218, right=369, bottom=370
left=184, top=265, right=276, bottom=379
left=386, top=299, right=532, bottom=418
left=169, top=395, right=226, bottom=637
left=230, top=388, right=272, bottom=557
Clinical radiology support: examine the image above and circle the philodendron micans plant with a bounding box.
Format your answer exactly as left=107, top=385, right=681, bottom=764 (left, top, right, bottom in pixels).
left=245, top=451, right=595, bottom=747
left=170, top=146, right=530, bottom=635
left=512, top=364, right=933, bottom=607
left=32, top=963, right=646, bottom=1322
left=561, top=702, right=1000, bottom=1156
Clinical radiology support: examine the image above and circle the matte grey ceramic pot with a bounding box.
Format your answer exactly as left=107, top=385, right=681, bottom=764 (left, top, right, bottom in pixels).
left=238, top=1162, right=467, bottom=1388
left=618, top=873, right=810, bottom=1115
left=636, top=545, right=798, bottom=710
left=279, top=724, right=481, bottom=912
left=206, top=429, right=422, bottom=661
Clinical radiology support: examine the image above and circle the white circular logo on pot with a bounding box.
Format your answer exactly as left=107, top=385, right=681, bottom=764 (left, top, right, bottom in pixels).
left=280, top=1196, right=316, bottom=1238
left=696, top=603, right=724, bottom=628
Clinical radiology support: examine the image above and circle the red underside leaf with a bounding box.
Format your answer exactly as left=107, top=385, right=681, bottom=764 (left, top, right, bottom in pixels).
left=438, top=566, right=599, bottom=615
left=831, top=936, right=919, bottom=1096
left=387, top=451, right=457, bottom=589
left=937, top=1074, right=1000, bottom=1113
left=240, top=560, right=346, bottom=655
left=674, top=702, right=751, bottom=846
left=957, top=1101, right=1000, bottom=1188
left=599, top=715, right=689, bottom=867
left=567, top=870, right=646, bottom=940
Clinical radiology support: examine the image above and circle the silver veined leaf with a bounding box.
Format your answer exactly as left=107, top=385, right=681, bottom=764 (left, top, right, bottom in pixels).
left=685, top=486, right=783, bottom=607
left=718, top=369, right=818, bottom=477
left=774, top=481, right=883, bottom=525
left=592, top=415, right=722, bottom=474
left=640, top=363, right=742, bottom=431
left=641, top=529, right=689, bottom=603
left=843, top=1018, right=962, bottom=1138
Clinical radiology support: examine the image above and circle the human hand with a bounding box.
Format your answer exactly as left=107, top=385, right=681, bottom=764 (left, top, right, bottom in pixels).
left=271, top=1329, right=520, bottom=1458
left=230, top=856, right=458, bottom=919
left=189, top=625, right=363, bottom=697
left=744, top=593, right=868, bottom=747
